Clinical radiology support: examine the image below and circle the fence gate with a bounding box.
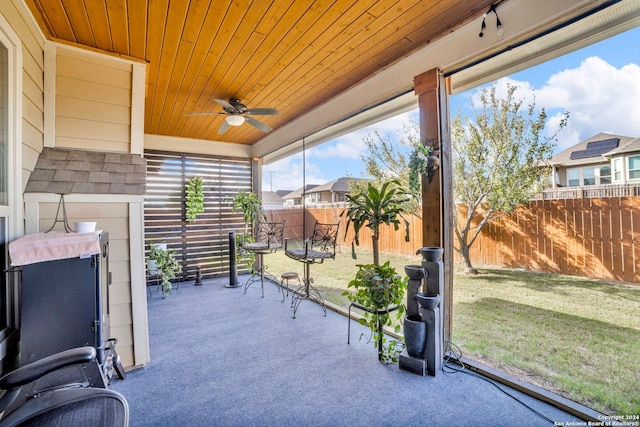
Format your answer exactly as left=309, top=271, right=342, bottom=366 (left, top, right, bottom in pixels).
left=144, top=150, right=252, bottom=279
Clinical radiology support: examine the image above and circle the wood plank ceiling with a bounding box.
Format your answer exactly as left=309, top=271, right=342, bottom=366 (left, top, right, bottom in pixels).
left=25, top=0, right=495, bottom=146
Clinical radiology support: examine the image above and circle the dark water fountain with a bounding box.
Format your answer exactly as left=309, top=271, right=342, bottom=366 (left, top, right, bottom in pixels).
left=400, top=247, right=444, bottom=376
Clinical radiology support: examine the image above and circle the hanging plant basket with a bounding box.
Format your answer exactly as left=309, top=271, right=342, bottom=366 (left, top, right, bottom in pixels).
left=185, top=177, right=205, bottom=222
left=408, top=144, right=433, bottom=194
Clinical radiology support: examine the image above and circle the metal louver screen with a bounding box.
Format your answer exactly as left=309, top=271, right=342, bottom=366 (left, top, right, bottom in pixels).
left=144, top=150, right=252, bottom=279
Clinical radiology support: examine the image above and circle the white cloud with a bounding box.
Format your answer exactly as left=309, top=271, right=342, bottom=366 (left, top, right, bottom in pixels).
left=487, top=57, right=640, bottom=152
left=262, top=109, right=419, bottom=191
left=309, top=133, right=366, bottom=160
left=262, top=155, right=302, bottom=192
left=370, top=110, right=419, bottom=134
left=262, top=153, right=327, bottom=192
left=473, top=77, right=537, bottom=106
left=541, top=57, right=640, bottom=150
left=309, top=110, right=419, bottom=161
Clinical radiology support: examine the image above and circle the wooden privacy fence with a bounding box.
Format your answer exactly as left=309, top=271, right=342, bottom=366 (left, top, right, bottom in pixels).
left=466, top=197, right=640, bottom=283
left=267, top=207, right=424, bottom=260
left=269, top=196, right=640, bottom=284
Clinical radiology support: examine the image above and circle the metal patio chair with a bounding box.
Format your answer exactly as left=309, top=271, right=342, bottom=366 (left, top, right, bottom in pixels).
left=285, top=221, right=339, bottom=317
left=242, top=221, right=285, bottom=298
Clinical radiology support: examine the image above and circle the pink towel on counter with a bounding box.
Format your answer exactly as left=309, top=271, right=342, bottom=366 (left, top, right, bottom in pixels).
left=9, top=232, right=102, bottom=266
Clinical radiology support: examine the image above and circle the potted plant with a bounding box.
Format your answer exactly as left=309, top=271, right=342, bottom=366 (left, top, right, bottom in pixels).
left=149, top=243, right=182, bottom=298
left=185, top=177, right=205, bottom=222
left=345, top=261, right=407, bottom=363
left=340, top=180, right=411, bottom=362
left=230, top=190, right=265, bottom=270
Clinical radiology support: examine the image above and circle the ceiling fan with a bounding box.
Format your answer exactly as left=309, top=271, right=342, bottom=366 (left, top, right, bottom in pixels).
left=186, top=98, right=279, bottom=134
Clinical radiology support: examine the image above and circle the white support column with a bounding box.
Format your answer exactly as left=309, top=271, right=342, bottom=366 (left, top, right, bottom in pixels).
left=252, top=157, right=262, bottom=196
left=130, top=63, right=146, bottom=155
left=129, top=201, right=150, bottom=366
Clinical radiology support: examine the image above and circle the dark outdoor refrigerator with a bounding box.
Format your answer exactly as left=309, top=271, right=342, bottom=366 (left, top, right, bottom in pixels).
left=18, top=231, right=124, bottom=386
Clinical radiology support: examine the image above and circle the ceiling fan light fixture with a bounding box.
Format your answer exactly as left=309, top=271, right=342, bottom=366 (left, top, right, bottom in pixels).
left=226, top=115, right=245, bottom=126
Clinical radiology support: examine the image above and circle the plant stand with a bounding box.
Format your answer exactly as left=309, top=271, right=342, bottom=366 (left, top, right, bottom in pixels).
left=243, top=249, right=280, bottom=298
left=290, top=261, right=327, bottom=318
left=347, top=302, right=400, bottom=361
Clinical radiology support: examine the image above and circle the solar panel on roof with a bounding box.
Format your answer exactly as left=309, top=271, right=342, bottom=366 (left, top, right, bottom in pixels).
left=569, top=138, right=619, bottom=160
left=569, top=151, right=587, bottom=160
left=585, top=138, right=619, bottom=152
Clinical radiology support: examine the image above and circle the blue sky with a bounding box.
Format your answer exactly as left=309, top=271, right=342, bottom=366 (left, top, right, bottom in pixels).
left=263, top=26, right=640, bottom=193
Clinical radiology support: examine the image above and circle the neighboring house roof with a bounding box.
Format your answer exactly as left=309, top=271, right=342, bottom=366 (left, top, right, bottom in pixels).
left=549, top=133, right=636, bottom=167
left=281, top=177, right=367, bottom=201
left=305, top=177, right=365, bottom=194
left=282, top=185, right=319, bottom=200
left=275, top=189, right=292, bottom=198
left=261, top=191, right=283, bottom=205
left=607, top=137, right=640, bottom=156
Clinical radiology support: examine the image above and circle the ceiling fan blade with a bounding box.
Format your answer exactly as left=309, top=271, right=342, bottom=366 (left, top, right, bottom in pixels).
left=185, top=112, right=225, bottom=116
left=217, top=121, right=231, bottom=135
left=214, top=99, right=235, bottom=112
left=245, top=116, right=272, bottom=133
left=245, top=107, right=279, bottom=116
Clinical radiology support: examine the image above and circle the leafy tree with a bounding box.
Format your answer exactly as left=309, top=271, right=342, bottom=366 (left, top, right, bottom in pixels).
left=353, top=121, right=422, bottom=215
left=357, top=83, right=568, bottom=274
left=452, top=84, right=568, bottom=273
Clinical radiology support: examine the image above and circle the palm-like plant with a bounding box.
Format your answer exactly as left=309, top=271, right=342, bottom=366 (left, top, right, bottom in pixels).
left=341, top=180, right=411, bottom=265
left=341, top=180, right=411, bottom=363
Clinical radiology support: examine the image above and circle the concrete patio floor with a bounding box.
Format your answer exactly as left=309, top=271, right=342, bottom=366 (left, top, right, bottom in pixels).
left=111, top=276, right=584, bottom=427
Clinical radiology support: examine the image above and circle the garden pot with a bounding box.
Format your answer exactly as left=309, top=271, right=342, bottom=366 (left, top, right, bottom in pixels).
left=403, top=315, right=427, bottom=359
left=416, top=292, right=440, bottom=309
left=153, top=243, right=168, bottom=251
left=416, top=247, right=443, bottom=262
left=147, top=259, right=159, bottom=274
left=404, top=264, right=427, bottom=281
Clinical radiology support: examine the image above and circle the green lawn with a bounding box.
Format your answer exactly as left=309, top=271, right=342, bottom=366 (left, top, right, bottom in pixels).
left=259, top=243, right=640, bottom=416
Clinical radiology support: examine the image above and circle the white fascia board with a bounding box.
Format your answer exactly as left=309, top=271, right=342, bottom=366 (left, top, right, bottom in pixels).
left=144, top=134, right=251, bottom=158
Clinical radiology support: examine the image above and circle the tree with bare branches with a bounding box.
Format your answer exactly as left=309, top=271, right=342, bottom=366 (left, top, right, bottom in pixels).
left=452, top=84, right=568, bottom=273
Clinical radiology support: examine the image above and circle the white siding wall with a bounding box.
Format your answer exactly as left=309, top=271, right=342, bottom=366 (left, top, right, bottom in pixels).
left=0, top=0, right=45, bottom=190
left=54, top=47, right=132, bottom=152
left=1, top=1, right=148, bottom=370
